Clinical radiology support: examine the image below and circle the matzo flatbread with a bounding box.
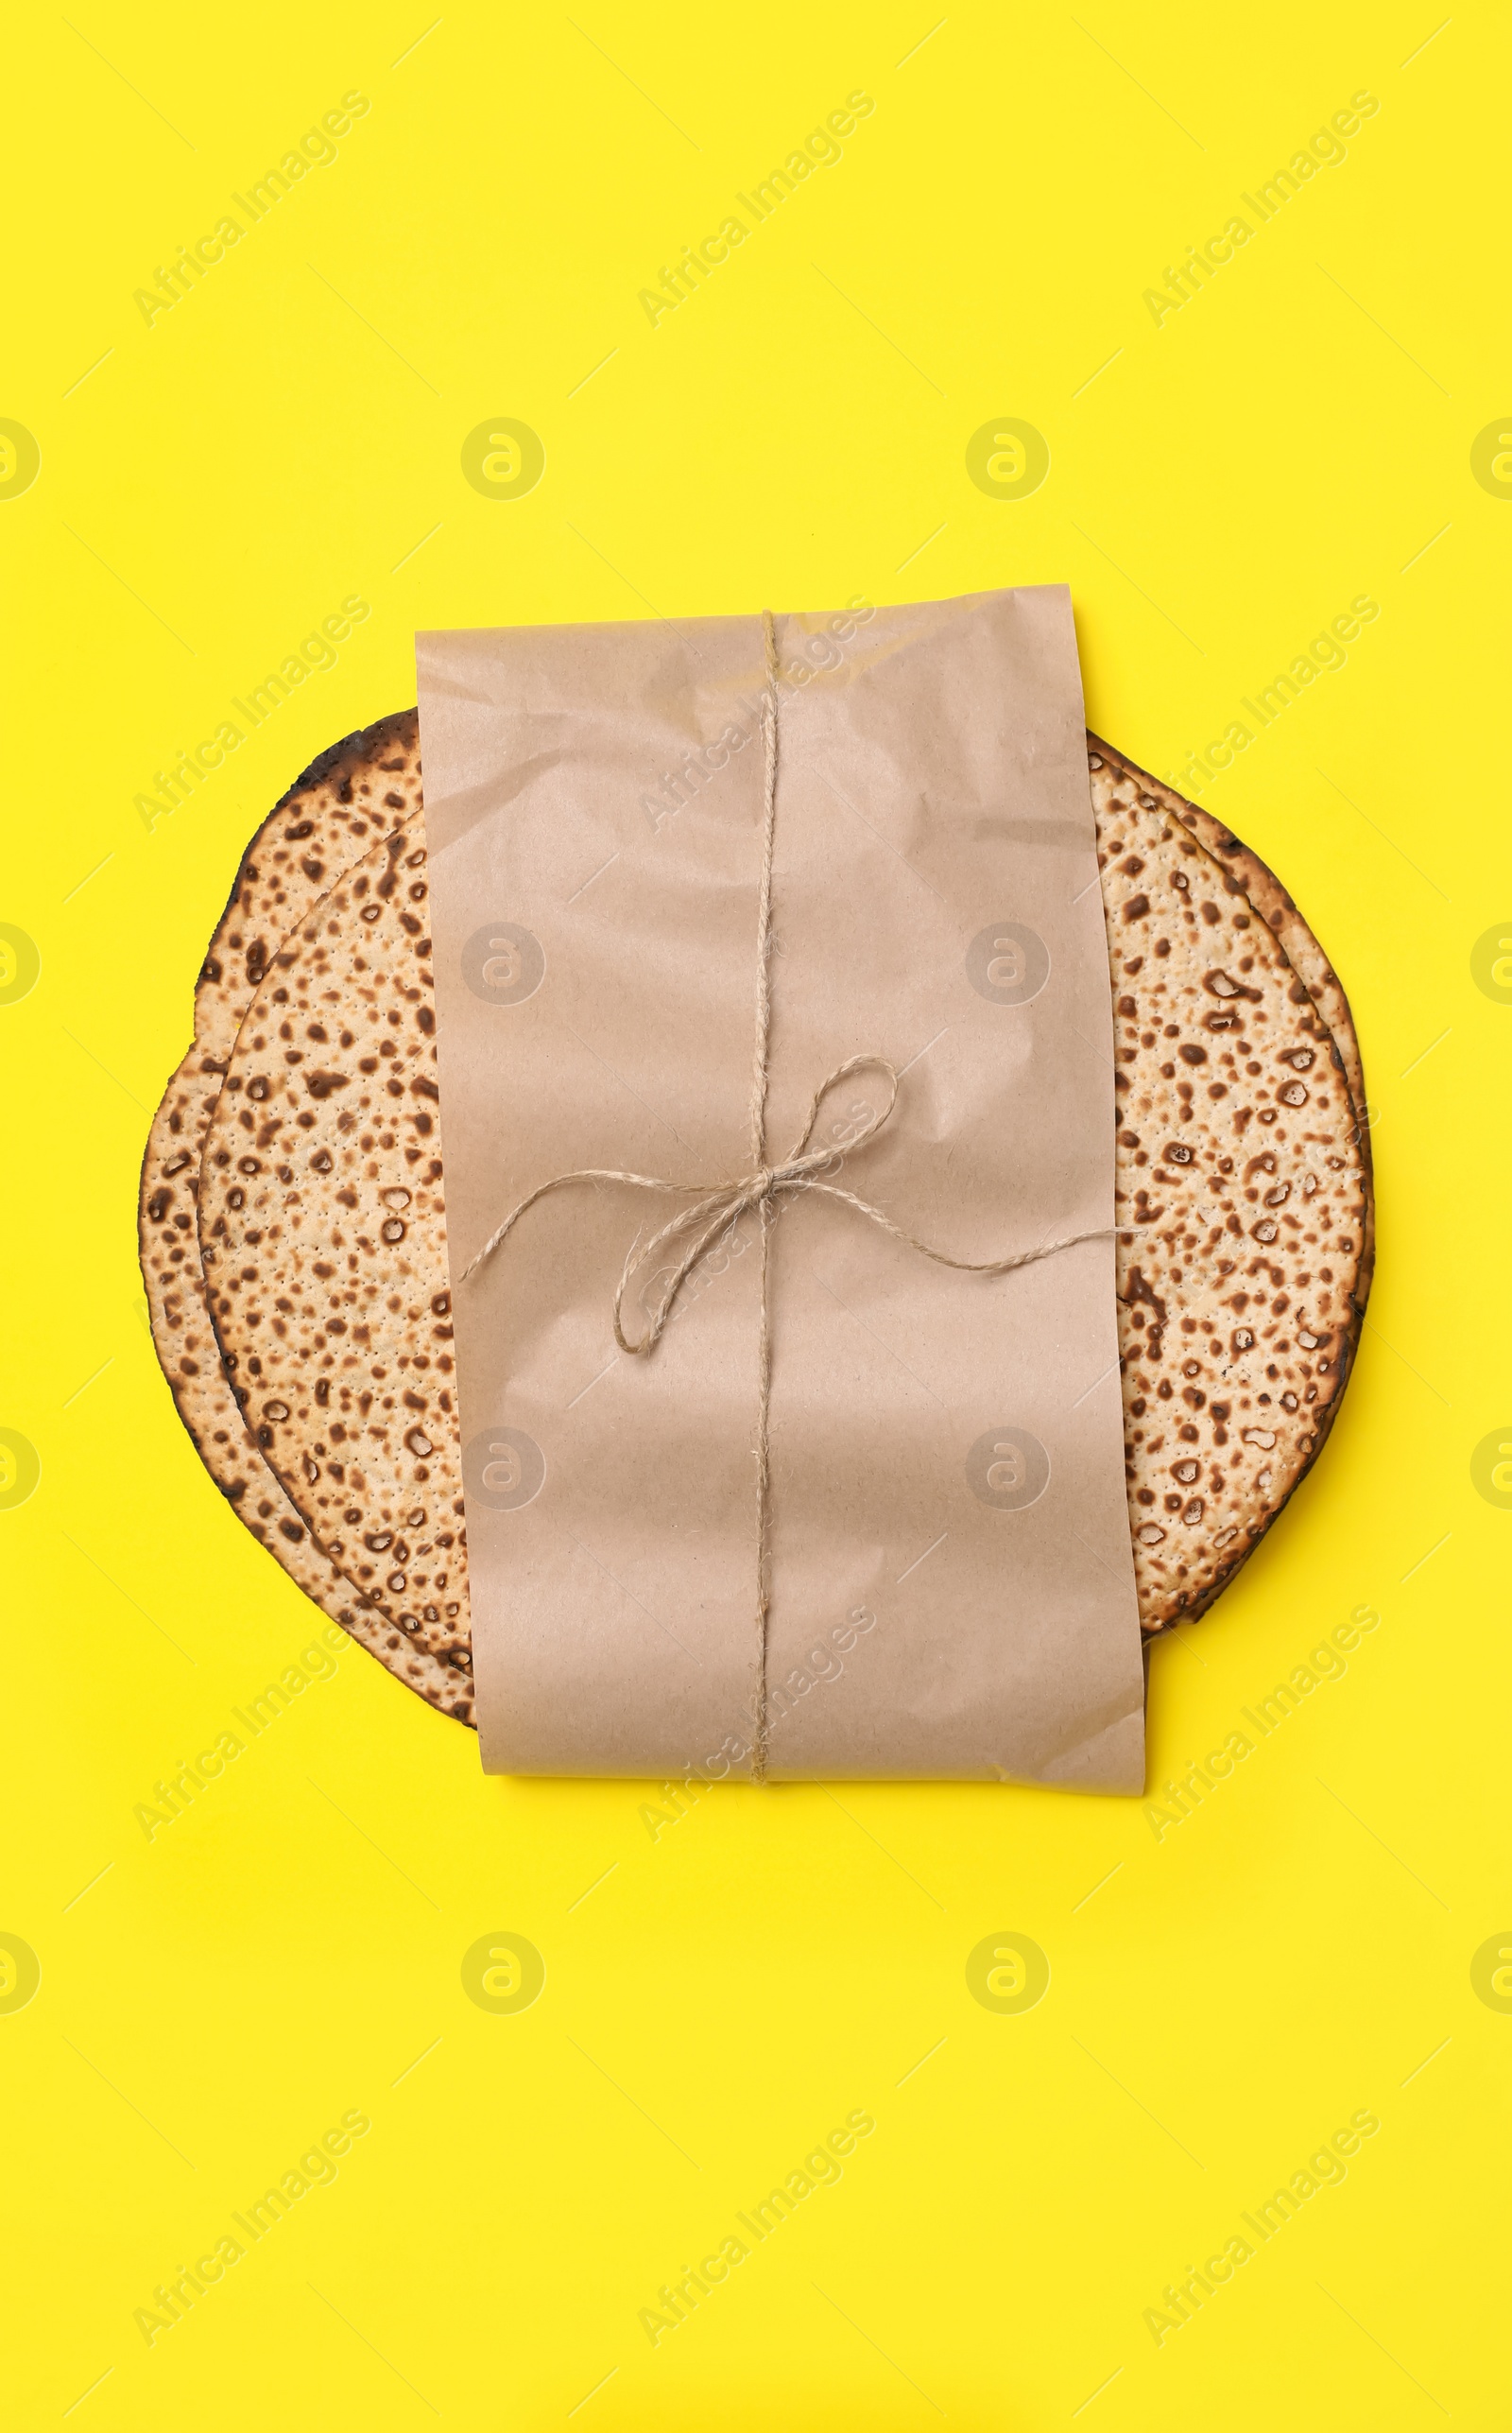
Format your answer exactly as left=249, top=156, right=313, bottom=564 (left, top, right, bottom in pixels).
left=1087, top=742, right=1369, bottom=1624
left=1091, top=741, right=1375, bottom=1303
left=137, top=715, right=472, bottom=1720
left=148, top=717, right=1370, bottom=1724
left=195, top=811, right=466, bottom=1676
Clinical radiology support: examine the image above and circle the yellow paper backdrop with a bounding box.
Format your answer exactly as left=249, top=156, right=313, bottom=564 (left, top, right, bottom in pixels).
left=3, top=4, right=1508, bottom=2424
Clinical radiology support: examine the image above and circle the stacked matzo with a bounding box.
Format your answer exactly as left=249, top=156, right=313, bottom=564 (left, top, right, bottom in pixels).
left=140, top=714, right=1372, bottom=1727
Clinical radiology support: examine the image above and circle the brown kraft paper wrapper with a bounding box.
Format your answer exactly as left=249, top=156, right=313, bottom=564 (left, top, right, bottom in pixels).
left=418, top=588, right=1146, bottom=1788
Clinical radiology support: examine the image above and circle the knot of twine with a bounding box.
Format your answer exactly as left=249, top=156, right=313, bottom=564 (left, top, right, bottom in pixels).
left=463, top=610, right=1133, bottom=1781
left=465, top=1046, right=1104, bottom=1355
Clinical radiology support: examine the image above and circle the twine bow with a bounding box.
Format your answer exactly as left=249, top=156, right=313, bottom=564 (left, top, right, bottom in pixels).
left=463, top=610, right=1133, bottom=1779
left=464, top=1048, right=1113, bottom=1355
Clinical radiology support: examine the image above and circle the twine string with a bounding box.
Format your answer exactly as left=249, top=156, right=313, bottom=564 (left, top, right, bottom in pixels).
left=748, top=608, right=781, bottom=1777
left=462, top=608, right=1136, bottom=1782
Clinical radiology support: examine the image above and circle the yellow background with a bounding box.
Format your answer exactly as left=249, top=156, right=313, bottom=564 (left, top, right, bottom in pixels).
left=3, top=3, right=1508, bottom=2424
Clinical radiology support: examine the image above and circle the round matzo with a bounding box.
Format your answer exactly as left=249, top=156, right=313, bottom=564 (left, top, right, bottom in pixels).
left=180, top=731, right=1368, bottom=1715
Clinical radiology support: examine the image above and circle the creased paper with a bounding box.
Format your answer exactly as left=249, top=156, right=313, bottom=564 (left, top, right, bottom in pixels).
left=418, top=589, right=1145, bottom=1788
